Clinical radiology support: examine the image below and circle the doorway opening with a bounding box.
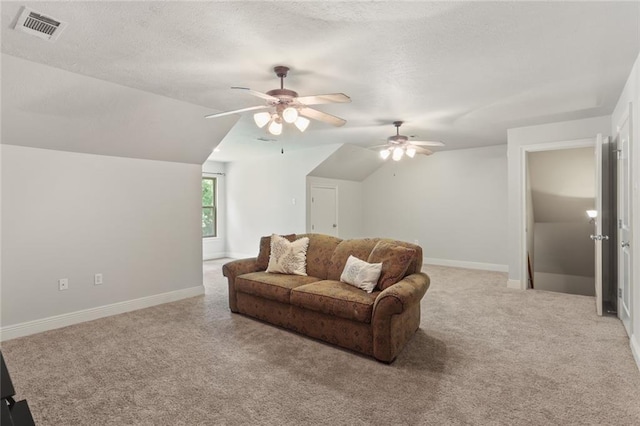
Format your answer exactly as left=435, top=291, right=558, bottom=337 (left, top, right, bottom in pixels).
left=526, top=147, right=597, bottom=296
left=520, top=136, right=617, bottom=316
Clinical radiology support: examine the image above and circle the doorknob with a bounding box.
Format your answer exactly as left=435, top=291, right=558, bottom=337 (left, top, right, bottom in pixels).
left=332, top=224, right=337, bottom=228
left=590, top=234, right=609, bottom=241
left=621, top=241, right=630, bottom=248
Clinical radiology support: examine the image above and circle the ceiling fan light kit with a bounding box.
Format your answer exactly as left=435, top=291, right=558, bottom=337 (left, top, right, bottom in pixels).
left=206, top=65, right=351, bottom=136
left=375, top=121, right=445, bottom=161
left=253, top=111, right=272, bottom=128
left=268, top=117, right=283, bottom=135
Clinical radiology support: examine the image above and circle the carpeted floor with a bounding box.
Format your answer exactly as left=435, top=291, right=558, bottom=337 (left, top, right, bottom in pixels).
left=2, top=261, right=639, bottom=425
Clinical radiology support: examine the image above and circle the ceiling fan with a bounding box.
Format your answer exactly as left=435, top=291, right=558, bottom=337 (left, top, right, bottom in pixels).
left=373, top=121, right=444, bottom=161
left=205, top=66, right=351, bottom=136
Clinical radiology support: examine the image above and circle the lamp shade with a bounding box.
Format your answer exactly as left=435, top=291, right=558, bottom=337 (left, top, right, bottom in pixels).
left=380, top=149, right=391, bottom=160
left=294, top=116, right=310, bottom=132
left=268, top=118, right=283, bottom=135
left=392, top=147, right=404, bottom=161
left=406, top=147, right=416, bottom=158
left=254, top=112, right=271, bottom=128
left=282, top=107, right=299, bottom=123
left=586, top=210, right=598, bottom=219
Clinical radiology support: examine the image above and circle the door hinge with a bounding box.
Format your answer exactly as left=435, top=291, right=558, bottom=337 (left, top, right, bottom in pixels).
left=615, top=149, right=622, bottom=159
left=619, top=219, right=623, bottom=229
left=311, top=224, right=314, bottom=230
left=618, top=288, right=622, bottom=298
left=312, top=197, right=314, bottom=203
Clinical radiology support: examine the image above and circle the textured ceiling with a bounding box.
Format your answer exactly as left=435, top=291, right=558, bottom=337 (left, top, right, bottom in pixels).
left=1, top=1, right=639, bottom=162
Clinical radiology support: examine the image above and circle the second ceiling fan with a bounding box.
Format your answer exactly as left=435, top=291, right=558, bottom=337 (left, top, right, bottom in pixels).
left=373, top=121, right=445, bottom=160
left=205, top=66, right=351, bottom=135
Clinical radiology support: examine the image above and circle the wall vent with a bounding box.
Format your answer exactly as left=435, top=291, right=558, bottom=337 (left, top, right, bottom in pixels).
left=13, top=7, right=67, bottom=42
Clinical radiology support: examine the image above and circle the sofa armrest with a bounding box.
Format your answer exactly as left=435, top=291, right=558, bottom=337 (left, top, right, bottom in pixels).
left=373, top=272, right=430, bottom=316
left=371, top=272, right=430, bottom=362
left=222, top=258, right=263, bottom=312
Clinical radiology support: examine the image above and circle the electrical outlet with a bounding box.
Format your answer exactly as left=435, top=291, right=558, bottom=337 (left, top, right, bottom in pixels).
left=94, top=273, right=103, bottom=285
left=58, top=278, right=69, bottom=291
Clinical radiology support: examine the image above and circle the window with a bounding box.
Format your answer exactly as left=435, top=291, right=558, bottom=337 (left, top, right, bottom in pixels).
left=202, top=177, right=216, bottom=238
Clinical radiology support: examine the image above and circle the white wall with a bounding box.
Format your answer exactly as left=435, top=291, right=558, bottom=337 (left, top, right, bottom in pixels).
left=1, top=145, right=203, bottom=330
left=533, top=223, right=595, bottom=296
left=225, top=144, right=340, bottom=258
left=611, top=51, right=640, bottom=369
left=362, top=145, right=508, bottom=270
left=202, top=161, right=227, bottom=260
left=533, top=272, right=595, bottom=297
left=306, top=176, right=364, bottom=240
left=506, top=115, right=611, bottom=288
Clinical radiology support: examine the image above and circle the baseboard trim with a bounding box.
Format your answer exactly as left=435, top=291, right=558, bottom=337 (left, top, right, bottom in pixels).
left=203, top=251, right=228, bottom=261
left=0, top=285, right=204, bottom=342
left=507, top=279, right=522, bottom=290
left=424, top=257, right=508, bottom=272
left=631, top=334, right=640, bottom=372
left=226, top=252, right=254, bottom=260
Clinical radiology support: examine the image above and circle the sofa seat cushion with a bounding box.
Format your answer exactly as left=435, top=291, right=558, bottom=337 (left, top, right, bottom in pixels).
left=236, top=272, right=320, bottom=303
left=290, top=280, right=380, bottom=323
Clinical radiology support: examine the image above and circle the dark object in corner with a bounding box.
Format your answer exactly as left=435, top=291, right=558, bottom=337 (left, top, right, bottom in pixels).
left=1, top=351, right=35, bottom=426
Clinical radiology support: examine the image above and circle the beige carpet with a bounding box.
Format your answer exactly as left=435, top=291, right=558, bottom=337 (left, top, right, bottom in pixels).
left=2, top=261, right=639, bottom=425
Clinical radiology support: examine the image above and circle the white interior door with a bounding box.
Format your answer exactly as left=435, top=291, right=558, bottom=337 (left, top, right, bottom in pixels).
left=617, top=111, right=632, bottom=337
left=594, top=134, right=604, bottom=316
left=310, top=186, right=337, bottom=236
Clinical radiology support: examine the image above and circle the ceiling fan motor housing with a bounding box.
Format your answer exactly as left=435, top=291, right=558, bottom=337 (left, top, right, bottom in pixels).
left=388, top=135, right=409, bottom=145
left=266, top=88, right=299, bottom=104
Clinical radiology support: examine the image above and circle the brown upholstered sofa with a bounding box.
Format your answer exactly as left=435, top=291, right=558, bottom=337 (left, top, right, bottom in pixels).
left=222, top=233, right=430, bottom=363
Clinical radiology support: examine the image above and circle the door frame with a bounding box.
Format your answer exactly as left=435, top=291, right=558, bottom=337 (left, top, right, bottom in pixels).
left=308, top=184, right=339, bottom=236
left=518, top=138, right=596, bottom=290
left=616, top=103, right=633, bottom=336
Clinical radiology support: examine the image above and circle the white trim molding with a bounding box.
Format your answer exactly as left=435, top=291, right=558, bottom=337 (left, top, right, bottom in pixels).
left=632, top=334, right=640, bottom=372
left=507, top=279, right=523, bottom=290
left=226, top=252, right=254, bottom=260
left=424, top=257, right=508, bottom=272
left=203, top=251, right=229, bottom=261
left=0, top=285, right=204, bottom=341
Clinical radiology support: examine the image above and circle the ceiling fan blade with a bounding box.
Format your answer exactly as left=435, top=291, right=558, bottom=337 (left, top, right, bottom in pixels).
left=205, top=105, right=267, bottom=119
left=231, top=86, right=279, bottom=102
left=296, top=93, right=351, bottom=105
left=414, top=146, right=434, bottom=156
left=369, top=144, right=390, bottom=150
left=410, top=140, right=445, bottom=147
left=299, top=107, right=347, bottom=127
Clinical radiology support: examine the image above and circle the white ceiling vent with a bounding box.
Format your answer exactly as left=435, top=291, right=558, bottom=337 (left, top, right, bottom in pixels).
left=13, top=7, right=67, bottom=42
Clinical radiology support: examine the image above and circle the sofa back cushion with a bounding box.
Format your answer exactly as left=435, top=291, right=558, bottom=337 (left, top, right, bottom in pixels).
left=368, top=241, right=418, bottom=290
left=326, top=238, right=380, bottom=281
left=256, top=234, right=296, bottom=270
left=377, top=239, right=423, bottom=275
left=296, top=233, right=342, bottom=279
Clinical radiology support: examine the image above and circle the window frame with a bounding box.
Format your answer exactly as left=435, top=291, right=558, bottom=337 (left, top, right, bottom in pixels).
left=202, top=177, right=217, bottom=238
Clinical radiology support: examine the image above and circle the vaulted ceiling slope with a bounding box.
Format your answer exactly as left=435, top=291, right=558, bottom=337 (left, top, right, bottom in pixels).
left=1, top=2, right=638, bottom=162
left=1, top=54, right=238, bottom=164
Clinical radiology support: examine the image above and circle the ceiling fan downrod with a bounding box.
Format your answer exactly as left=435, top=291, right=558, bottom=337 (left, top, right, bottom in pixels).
left=274, top=65, right=289, bottom=90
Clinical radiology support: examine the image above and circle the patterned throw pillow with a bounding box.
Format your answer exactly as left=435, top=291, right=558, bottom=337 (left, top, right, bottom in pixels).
left=340, top=255, right=383, bottom=293
left=367, top=241, right=417, bottom=290
left=266, top=234, right=310, bottom=275
left=257, top=234, right=296, bottom=270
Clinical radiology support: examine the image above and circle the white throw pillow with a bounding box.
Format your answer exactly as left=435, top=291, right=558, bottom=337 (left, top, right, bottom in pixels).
left=266, top=234, right=310, bottom=276
left=340, top=255, right=383, bottom=293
